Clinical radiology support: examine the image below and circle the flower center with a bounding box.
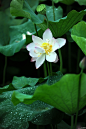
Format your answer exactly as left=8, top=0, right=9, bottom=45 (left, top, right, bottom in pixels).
left=41, top=43, right=52, bottom=54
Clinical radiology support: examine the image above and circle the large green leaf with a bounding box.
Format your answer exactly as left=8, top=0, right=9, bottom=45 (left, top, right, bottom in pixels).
left=12, top=73, right=86, bottom=115
left=0, top=86, right=63, bottom=128
left=0, top=9, right=27, bottom=56
left=75, top=0, right=86, bottom=5
left=71, top=21, right=86, bottom=55
left=10, top=0, right=44, bottom=24
left=38, top=10, right=86, bottom=37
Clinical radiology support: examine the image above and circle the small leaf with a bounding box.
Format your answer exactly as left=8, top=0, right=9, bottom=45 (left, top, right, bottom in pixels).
left=12, top=76, right=39, bottom=89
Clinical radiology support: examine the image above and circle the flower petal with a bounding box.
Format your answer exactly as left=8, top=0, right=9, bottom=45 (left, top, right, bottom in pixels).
left=32, top=35, right=43, bottom=46
left=46, top=52, right=57, bottom=62
left=29, top=49, right=39, bottom=57
left=36, top=54, right=45, bottom=69
left=54, top=54, right=59, bottom=63
left=43, top=29, right=53, bottom=42
left=31, top=57, right=38, bottom=62
left=56, top=38, right=66, bottom=48
left=26, top=43, right=35, bottom=51
left=35, top=47, right=45, bottom=53
left=52, top=40, right=60, bottom=52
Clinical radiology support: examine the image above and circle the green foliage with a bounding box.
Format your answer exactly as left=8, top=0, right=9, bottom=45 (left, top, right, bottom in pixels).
left=12, top=76, right=39, bottom=89
left=53, top=0, right=74, bottom=5
left=38, top=10, right=86, bottom=37
left=71, top=21, right=86, bottom=55
left=46, top=6, right=63, bottom=21
left=10, top=0, right=44, bottom=24
left=12, top=73, right=86, bottom=115
left=75, top=0, right=86, bottom=5
left=0, top=85, right=64, bottom=128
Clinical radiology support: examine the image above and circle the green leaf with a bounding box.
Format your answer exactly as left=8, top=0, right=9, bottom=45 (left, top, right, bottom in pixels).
left=38, top=10, right=86, bottom=37
left=75, top=0, right=86, bottom=5
left=10, top=0, right=44, bottom=24
left=26, top=0, right=39, bottom=11
left=53, top=0, right=62, bottom=3
left=46, top=6, right=63, bottom=21
left=47, top=71, right=63, bottom=85
left=57, top=120, right=70, bottom=129
left=71, top=21, right=86, bottom=55
left=12, top=73, right=86, bottom=115
left=0, top=86, right=63, bottom=128
left=60, top=0, right=74, bottom=5
left=0, top=84, right=15, bottom=94
left=53, top=0, right=74, bottom=4
left=12, top=76, right=39, bottom=89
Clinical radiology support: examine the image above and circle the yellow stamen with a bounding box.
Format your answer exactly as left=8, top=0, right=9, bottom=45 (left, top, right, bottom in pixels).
left=41, top=43, right=52, bottom=54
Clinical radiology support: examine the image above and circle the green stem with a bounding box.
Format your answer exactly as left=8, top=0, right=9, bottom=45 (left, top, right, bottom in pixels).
left=34, top=24, right=38, bottom=36
left=50, top=62, right=52, bottom=76
left=71, top=115, right=74, bottom=129
left=3, top=56, right=7, bottom=86
left=76, top=48, right=81, bottom=73
left=37, top=125, right=39, bottom=129
left=47, top=62, right=50, bottom=75
left=74, top=69, right=83, bottom=129
left=52, top=0, right=55, bottom=21
left=68, top=41, right=71, bottom=72
left=43, top=61, right=47, bottom=77
left=46, top=15, right=49, bottom=28
left=58, top=49, right=62, bottom=72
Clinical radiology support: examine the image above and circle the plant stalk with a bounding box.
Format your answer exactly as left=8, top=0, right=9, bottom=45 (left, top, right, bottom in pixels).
left=3, top=56, right=7, bottom=86
left=71, top=115, right=74, bottom=129
left=58, top=49, right=63, bottom=72
left=43, top=61, right=47, bottom=77
left=74, top=69, right=83, bottom=129
left=52, top=0, right=55, bottom=21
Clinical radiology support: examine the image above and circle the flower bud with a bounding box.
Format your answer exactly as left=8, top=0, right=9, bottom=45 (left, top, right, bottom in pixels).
left=36, top=4, right=46, bottom=15
left=79, top=56, right=86, bottom=69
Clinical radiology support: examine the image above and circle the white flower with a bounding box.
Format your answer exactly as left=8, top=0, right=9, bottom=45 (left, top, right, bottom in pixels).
left=26, top=29, right=66, bottom=69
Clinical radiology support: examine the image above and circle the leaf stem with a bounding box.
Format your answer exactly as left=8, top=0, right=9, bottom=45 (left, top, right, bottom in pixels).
left=76, top=48, right=81, bottom=73
left=68, top=41, right=71, bottom=72
left=50, top=62, right=52, bottom=76
left=34, top=24, right=38, bottom=36
left=71, top=115, right=74, bottom=129
left=3, top=56, right=7, bottom=86
left=47, top=62, right=50, bottom=75
left=74, top=69, right=83, bottom=129
left=58, top=49, right=62, bottom=72
left=52, top=0, right=55, bottom=21
left=43, top=61, right=47, bottom=77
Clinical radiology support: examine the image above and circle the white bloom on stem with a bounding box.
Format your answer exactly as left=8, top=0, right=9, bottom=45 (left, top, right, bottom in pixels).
left=26, top=29, right=66, bottom=69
